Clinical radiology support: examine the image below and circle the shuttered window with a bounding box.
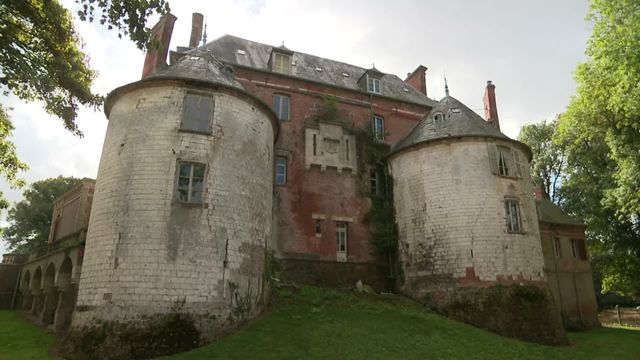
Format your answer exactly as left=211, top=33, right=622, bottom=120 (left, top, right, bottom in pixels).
left=182, top=94, right=213, bottom=133
left=488, top=144, right=525, bottom=178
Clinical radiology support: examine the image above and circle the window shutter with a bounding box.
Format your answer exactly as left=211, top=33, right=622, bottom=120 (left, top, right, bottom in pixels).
left=487, top=143, right=498, bottom=174
left=513, top=149, right=524, bottom=178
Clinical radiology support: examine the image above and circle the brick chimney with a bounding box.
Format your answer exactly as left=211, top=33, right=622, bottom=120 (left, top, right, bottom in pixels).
left=189, top=13, right=204, bottom=48
left=533, top=185, right=549, bottom=200
left=483, top=80, right=500, bottom=131
left=405, top=65, right=428, bottom=96
left=141, top=13, right=177, bottom=79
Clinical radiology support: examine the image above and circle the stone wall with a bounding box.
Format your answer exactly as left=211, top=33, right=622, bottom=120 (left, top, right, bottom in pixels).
left=73, top=83, right=275, bottom=342
left=389, top=138, right=545, bottom=297
left=0, top=264, right=20, bottom=309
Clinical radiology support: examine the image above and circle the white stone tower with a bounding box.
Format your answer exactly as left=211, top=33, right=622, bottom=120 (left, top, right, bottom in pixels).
left=72, top=49, right=279, bottom=340
left=388, top=95, right=545, bottom=297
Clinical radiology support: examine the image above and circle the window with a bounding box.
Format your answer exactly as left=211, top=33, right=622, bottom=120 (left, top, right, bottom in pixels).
left=497, top=146, right=513, bottom=176
left=571, top=239, right=588, bottom=260
left=367, top=76, right=381, bottom=94
left=177, top=162, right=205, bottom=204
left=273, top=94, right=290, bottom=121
left=273, top=53, right=291, bottom=75
left=504, top=199, right=522, bottom=233
left=373, top=115, right=384, bottom=141
left=336, top=222, right=348, bottom=254
left=275, top=156, right=287, bottom=185
left=314, top=219, right=322, bottom=236
left=182, top=93, right=213, bottom=133
left=370, top=169, right=379, bottom=196
left=345, top=139, right=350, bottom=161
left=553, top=237, right=561, bottom=258
left=488, top=144, right=524, bottom=178
left=312, top=134, right=317, bottom=156
left=433, top=113, right=445, bottom=125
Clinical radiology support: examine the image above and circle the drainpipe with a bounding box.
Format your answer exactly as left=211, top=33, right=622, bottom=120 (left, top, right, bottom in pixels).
left=551, top=229, right=566, bottom=327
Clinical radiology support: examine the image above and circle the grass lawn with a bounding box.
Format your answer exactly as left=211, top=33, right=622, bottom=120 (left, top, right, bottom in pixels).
left=1, top=287, right=639, bottom=359
left=0, top=311, right=55, bottom=359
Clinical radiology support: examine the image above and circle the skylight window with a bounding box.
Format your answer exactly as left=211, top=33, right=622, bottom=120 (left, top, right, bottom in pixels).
left=315, top=66, right=323, bottom=72
left=402, top=88, right=409, bottom=92
left=236, top=49, right=246, bottom=55
left=451, top=108, right=461, bottom=113
left=342, top=72, right=350, bottom=77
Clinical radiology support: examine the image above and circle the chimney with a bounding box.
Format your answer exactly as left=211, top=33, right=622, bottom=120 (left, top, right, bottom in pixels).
left=141, top=13, right=177, bottom=79
left=483, top=80, right=500, bottom=130
left=189, top=13, right=204, bottom=48
left=405, top=65, right=428, bottom=96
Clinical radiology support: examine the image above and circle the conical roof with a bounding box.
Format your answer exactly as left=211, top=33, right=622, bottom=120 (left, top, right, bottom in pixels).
left=390, top=95, right=515, bottom=155
left=147, top=50, right=245, bottom=92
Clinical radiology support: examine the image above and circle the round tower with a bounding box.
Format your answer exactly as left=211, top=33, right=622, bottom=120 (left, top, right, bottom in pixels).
left=388, top=96, right=566, bottom=345
left=389, top=96, right=543, bottom=296
left=72, top=54, right=278, bottom=342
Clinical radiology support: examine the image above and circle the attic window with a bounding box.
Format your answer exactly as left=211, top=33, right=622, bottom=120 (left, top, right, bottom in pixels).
left=236, top=49, right=246, bottom=55
left=367, top=75, right=381, bottom=94
left=315, top=66, right=323, bottom=72
left=341, top=72, right=350, bottom=77
left=273, top=52, right=291, bottom=75
left=433, top=113, right=445, bottom=125
left=402, top=87, right=409, bottom=92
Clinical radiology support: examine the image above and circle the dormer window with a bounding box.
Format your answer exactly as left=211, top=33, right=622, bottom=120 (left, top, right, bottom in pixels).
left=367, top=76, right=381, bottom=94
left=433, top=113, right=445, bottom=125
left=273, top=53, right=291, bottom=74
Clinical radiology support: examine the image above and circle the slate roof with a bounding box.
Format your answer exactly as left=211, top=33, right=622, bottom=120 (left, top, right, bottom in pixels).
left=536, top=198, right=584, bottom=226
left=390, top=95, right=513, bottom=155
left=198, top=35, right=437, bottom=107
left=148, top=51, right=246, bottom=92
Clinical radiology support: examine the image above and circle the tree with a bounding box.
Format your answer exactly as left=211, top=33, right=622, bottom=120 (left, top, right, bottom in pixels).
left=0, top=0, right=168, bottom=207
left=0, top=105, right=28, bottom=209
left=561, top=0, right=640, bottom=218
left=2, top=176, right=81, bottom=252
left=517, top=119, right=564, bottom=202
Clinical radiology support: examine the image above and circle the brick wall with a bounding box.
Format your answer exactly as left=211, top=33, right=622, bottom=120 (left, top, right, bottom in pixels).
left=233, top=68, right=431, bottom=267
left=73, top=83, right=275, bottom=339
left=389, top=138, right=546, bottom=298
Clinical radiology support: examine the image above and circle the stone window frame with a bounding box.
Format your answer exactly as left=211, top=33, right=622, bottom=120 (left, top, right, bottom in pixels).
left=180, top=91, right=214, bottom=135
left=175, top=161, right=207, bottom=206
left=272, top=52, right=291, bottom=75
left=372, top=115, right=385, bottom=141
left=273, top=94, right=291, bottom=121
left=275, top=156, right=287, bottom=186
left=504, top=197, right=523, bottom=234
left=367, top=75, right=381, bottom=94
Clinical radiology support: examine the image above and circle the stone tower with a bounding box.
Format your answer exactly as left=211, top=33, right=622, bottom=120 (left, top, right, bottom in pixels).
left=71, top=47, right=279, bottom=341
left=388, top=95, right=544, bottom=296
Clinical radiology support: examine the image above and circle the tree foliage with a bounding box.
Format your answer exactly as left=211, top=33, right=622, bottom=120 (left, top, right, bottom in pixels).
left=0, top=0, right=168, bottom=136
left=517, top=119, right=564, bottom=202
left=0, top=105, right=28, bottom=210
left=2, top=176, right=81, bottom=252
left=561, top=0, right=640, bottom=218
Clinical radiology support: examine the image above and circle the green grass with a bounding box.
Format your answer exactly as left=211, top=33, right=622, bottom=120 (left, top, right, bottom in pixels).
left=0, top=311, right=55, bottom=359
left=1, top=287, right=639, bottom=359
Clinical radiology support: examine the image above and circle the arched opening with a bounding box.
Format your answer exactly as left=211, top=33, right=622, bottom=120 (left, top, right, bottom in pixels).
left=53, top=257, right=74, bottom=332
left=41, top=263, right=58, bottom=324
left=30, top=267, right=43, bottom=315
left=21, top=270, right=32, bottom=310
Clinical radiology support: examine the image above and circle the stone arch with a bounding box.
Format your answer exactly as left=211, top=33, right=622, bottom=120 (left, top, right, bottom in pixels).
left=22, top=270, right=31, bottom=291
left=56, top=257, right=73, bottom=288
left=30, top=267, right=43, bottom=314
left=41, top=262, right=58, bottom=324
left=53, top=257, right=76, bottom=333
left=31, top=267, right=42, bottom=292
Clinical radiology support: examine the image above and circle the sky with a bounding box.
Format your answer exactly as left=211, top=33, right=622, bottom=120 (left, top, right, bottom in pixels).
left=0, top=0, right=592, bottom=254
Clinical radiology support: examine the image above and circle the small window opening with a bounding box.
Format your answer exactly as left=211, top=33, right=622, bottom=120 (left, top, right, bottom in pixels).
left=313, top=134, right=317, bottom=156
left=504, top=199, right=522, bottom=233
left=370, top=169, right=379, bottom=196
left=275, top=157, right=287, bottom=185
left=177, top=162, right=205, bottom=204
left=314, top=219, right=322, bottom=236
left=346, top=139, right=350, bottom=161
left=553, top=237, right=561, bottom=258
